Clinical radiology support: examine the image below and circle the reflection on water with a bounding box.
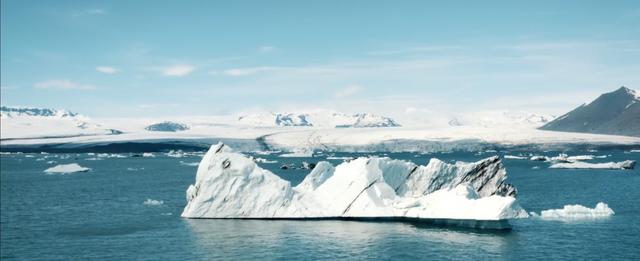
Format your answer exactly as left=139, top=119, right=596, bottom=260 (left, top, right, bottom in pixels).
left=185, top=219, right=512, bottom=259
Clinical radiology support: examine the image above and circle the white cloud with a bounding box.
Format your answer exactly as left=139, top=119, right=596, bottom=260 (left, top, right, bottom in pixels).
left=258, top=46, right=276, bottom=53
left=33, top=80, right=95, bottom=90
left=96, top=66, right=119, bottom=74
left=334, top=85, right=363, bottom=99
left=162, top=65, right=195, bottom=77
left=221, top=66, right=279, bottom=76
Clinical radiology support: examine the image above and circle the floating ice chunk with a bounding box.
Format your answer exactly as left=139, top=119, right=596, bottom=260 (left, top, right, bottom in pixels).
left=143, top=199, right=164, bottom=206
left=180, top=161, right=200, bottom=166
left=504, top=155, right=527, bottom=159
left=44, top=163, right=91, bottom=174
left=326, top=156, right=355, bottom=161
left=142, top=152, right=155, bottom=157
left=253, top=150, right=280, bottom=155
left=251, top=157, right=278, bottom=164
left=97, top=153, right=126, bottom=158
left=550, top=160, right=635, bottom=170
left=530, top=202, right=614, bottom=220
left=181, top=143, right=527, bottom=222
left=280, top=149, right=314, bottom=158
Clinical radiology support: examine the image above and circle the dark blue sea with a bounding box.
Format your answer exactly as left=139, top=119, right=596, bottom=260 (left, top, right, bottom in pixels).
left=1, top=149, right=639, bottom=260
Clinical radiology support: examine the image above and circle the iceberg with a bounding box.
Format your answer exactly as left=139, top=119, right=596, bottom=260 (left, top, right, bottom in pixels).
left=143, top=199, right=164, bottom=206
left=549, top=160, right=635, bottom=170
left=530, top=202, right=614, bottom=220
left=181, top=143, right=528, bottom=226
left=44, top=163, right=91, bottom=174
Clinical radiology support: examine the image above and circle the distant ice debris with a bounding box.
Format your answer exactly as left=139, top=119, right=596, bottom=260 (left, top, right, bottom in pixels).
left=143, top=199, right=164, bottom=206
left=279, top=149, right=314, bottom=158
left=326, top=156, right=355, bottom=161
left=252, top=157, right=278, bottom=164
left=181, top=143, right=527, bottom=222
left=252, top=150, right=280, bottom=155
left=504, top=155, right=527, bottom=160
left=180, top=161, right=200, bottom=166
left=44, top=163, right=91, bottom=174
left=142, top=152, right=155, bottom=157
left=97, top=153, right=126, bottom=158
left=530, top=202, right=614, bottom=220
left=550, top=160, right=635, bottom=170
left=144, top=121, right=189, bottom=132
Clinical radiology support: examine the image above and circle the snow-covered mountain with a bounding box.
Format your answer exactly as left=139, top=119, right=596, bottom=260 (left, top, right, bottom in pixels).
left=540, top=86, right=640, bottom=137
left=0, top=106, right=121, bottom=139
left=449, top=111, right=555, bottom=128
left=237, top=111, right=401, bottom=128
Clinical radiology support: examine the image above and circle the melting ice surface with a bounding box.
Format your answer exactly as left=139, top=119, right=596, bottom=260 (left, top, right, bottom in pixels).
left=182, top=143, right=528, bottom=224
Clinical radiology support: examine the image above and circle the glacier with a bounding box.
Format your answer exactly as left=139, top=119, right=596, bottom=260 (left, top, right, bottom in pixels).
left=181, top=143, right=528, bottom=227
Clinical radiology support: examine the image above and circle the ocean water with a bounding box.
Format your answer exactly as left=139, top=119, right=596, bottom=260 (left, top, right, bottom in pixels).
left=1, top=149, right=639, bottom=260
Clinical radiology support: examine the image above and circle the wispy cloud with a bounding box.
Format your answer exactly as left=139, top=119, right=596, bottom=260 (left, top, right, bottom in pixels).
left=33, top=80, right=95, bottom=90
left=220, top=66, right=280, bottom=76
left=162, top=65, right=195, bottom=77
left=96, top=66, right=119, bottom=74
left=72, top=8, right=107, bottom=17
left=334, top=84, right=363, bottom=99
left=258, top=46, right=276, bottom=53
left=367, top=45, right=464, bottom=56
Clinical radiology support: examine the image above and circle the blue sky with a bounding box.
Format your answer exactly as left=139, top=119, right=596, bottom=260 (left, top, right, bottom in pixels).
left=1, top=0, right=639, bottom=117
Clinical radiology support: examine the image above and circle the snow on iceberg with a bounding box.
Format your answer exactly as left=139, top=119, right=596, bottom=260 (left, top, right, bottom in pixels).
left=44, top=163, right=91, bottom=174
left=530, top=202, right=614, bottom=220
left=181, top=143, right=528, bottom=223
left=549, top=160, right=635, bottom=170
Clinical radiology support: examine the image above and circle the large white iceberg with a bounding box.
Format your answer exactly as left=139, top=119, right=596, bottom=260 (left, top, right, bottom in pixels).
left=181, top=143, right=528, bottom=225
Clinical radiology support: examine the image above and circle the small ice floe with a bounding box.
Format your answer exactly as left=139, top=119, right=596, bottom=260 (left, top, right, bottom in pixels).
left=530, top=154, right=607, bottom=163
left=44, top=163, right=91, bottom=174
left=280, top=149, right=313, bottom=158
left=550, top=160, right=635, bottom=170
left=46, top=160, right=57, bottom=164
left=629, top=149, right=640, bottom=153
left=127, top=167, right=145, bottom=171
left=252, top=157, right=277, bottom=164
left=143, top=199, right=164, bottom=206
left=142, top=152, right=155, bottom=157
left=253, top=150, right=280, bottom=155
left=504, top=155, right=527, bottom=160
left=160, top=212, right=173, bottom=216
left=532, top=166, right=540, bottom=170
left=179, top=161, right=200, bottom=167
left=97, top=153, right=126, bottom=158
left=166, top=150, right=185, bottom=158
left=326, top=156, right=355, bottom=161
left=530, top=202, right=614, bottom=220
left=25, top=154, right=35, bottom=158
